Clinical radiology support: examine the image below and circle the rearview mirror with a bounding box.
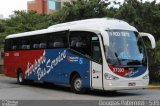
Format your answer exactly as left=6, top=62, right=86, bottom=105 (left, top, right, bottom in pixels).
left=139, top=32, right=156, bottom=49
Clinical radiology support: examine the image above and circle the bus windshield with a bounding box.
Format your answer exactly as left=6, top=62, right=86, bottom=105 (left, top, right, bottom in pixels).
left=106, top=30, right=147, bottom=67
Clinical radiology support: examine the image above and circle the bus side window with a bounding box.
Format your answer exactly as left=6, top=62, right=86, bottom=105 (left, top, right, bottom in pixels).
left=10, top=38, right=23, bottom=50
left=33, top=44, right=40, bottom=49
left=54, top=42, right=64, bottom=48
left=21, top=45, right=30, bottom=50
left=40, top=43, right=46, bottom=49
left=49, top=42, right=54, bottom=48
left=48, top=31, right=68, bottom=48
left=12, top=45, right=17, bottom=50
left=18, top=37, right=31, bottom=50
left=4, top=39, right=12, bottom=51
left=70, top=37, right=80, bottom=48
left=70, top=31, right=97, bottom=58
left=26, top=45, right=30, bottom=49
left=91, top=42, right=102, bottom=63
left=30, top=34, right=47, bottom=49
left=76, top=41, right=85, bottom=48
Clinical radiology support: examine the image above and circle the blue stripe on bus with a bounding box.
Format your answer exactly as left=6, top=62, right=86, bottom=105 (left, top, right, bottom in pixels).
left=25, top=49, right=90, bottom=88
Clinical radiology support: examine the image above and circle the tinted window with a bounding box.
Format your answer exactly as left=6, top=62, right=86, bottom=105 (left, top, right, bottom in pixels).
left=5, top=31, right=68, bottom=51
left=4, top=39, right=11, bottom=51
left=70, top=31, right=98, bottom=57
left=48, top=31, right=68, bottom=48
left=20, top=37, right=31, bottom=50
left=91, top=41, right=102, bottom=63
left=31, top=34, right=48, bottom=49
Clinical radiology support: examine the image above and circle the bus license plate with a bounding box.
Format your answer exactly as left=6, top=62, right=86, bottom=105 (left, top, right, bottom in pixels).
left=128, top=82, right=136, bottom=86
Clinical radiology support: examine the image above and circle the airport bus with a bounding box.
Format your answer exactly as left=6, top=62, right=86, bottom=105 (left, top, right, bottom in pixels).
left=4, top=18, right=156, bottom=93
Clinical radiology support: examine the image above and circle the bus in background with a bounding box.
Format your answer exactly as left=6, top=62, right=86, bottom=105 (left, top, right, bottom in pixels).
left=4, top=18, right=156, bottom=93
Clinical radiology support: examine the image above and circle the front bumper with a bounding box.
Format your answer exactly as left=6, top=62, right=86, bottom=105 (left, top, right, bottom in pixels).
left=103, top=79, right=149, bottom=91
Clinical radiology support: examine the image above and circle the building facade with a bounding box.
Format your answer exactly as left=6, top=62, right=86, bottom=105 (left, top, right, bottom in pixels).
left=27, top=0, right=72, bottom=14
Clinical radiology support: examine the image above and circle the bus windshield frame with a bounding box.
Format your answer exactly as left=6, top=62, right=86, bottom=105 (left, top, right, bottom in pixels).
left=105, top=30, right=147, bottom=67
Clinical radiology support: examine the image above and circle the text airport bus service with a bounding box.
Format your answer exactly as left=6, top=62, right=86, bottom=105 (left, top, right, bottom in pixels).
left=4, top=18, right=156, bottom=93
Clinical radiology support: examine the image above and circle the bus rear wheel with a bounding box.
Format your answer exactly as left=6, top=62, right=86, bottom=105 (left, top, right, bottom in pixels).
left=71, top=74, right=85, bottom=94
left=17, top=70, right=25, bottom=85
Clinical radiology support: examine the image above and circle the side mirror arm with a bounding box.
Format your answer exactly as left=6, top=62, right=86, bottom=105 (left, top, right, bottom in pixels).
left=139, top=32, right=156, bottom=49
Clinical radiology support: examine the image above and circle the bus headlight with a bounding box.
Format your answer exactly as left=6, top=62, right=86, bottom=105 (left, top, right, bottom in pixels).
left=104, top=73, right=119, bottom=80
left=143, top=74, right=149, bottom=79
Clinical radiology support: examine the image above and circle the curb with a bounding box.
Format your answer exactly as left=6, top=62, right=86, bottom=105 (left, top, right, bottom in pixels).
left=0, top=74, right=4, bottom=76
left=147, top=86, right=160, bottom=89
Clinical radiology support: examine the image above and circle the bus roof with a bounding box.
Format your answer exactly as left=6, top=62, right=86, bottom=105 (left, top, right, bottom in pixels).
left=6, top=18, right=137, bottom=39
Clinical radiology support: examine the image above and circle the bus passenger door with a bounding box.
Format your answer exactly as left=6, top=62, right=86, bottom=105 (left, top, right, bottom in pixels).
left=91, top=41, right=103, bottom=90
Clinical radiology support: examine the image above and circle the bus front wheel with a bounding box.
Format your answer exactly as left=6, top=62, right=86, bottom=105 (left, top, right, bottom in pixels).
left=17, top=70, right=25, bottom=85
left=71, top=74, right=85, bottom=94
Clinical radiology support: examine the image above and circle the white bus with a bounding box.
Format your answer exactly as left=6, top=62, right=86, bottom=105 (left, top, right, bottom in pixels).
left=4, top=18, right=156, bottom=93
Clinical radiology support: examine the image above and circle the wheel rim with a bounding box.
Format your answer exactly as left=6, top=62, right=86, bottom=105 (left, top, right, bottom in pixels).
left=19, top=73, right=23, bottom=83
left=74, top=78, right=82, bottom=91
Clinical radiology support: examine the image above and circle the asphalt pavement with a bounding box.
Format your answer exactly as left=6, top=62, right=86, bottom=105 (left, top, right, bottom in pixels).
left=0, top=75, right=160, bottom=106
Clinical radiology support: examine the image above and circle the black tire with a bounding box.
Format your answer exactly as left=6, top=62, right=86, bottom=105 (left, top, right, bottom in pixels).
left=71, top=74, right=85, bottom=94
left=17, top=70, right=25, bottom=85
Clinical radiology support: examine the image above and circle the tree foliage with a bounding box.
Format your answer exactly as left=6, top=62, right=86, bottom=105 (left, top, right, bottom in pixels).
left=51, top=0, right=112, bottom=23
left=115, top=0, right=160, bottom=39
left=4, top=11, right=52, bottom=34
left=113, top=0, right=160, bottom=66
